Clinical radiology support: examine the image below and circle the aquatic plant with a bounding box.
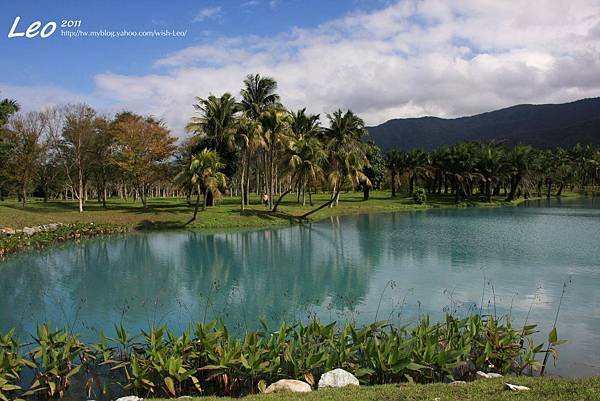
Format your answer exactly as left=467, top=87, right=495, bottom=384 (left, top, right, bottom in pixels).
left=0, top=315, right=562, bottom=399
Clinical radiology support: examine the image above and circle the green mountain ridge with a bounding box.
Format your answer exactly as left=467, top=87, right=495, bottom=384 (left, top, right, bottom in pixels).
left=366, top=97, right=600, bottom=150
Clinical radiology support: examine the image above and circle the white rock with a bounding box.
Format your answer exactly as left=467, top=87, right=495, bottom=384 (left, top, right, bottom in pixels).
left=115, top=397, right=143, bottom=401
left=22, top=227, right=38, bottom=235
left=504, top=383, right=530, bottom=392
left=449, top=380, right=466, bottom=384
left=476, top=371, right=503, bottom=379
left=264, top=379, right=312, bottom=393
left=318, top=368, right=359, bottom=389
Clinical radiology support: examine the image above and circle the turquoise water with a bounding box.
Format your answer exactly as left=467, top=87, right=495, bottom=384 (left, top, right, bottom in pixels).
left=1, top=196, right=599, bottom=376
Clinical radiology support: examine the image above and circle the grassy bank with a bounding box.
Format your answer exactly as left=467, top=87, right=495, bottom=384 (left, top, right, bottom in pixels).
left=150, top=377, right=600, bottom=401
left=0, top=190, right=550, bottom=231
left=0, top=222, right=128, bottom=257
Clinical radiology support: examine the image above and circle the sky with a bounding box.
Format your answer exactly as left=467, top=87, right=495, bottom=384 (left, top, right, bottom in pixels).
left=1, top=0, right=600, bottom=136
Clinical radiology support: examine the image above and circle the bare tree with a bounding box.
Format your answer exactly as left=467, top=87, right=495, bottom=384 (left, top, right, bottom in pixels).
left=60, top=104, right=96, bottom=213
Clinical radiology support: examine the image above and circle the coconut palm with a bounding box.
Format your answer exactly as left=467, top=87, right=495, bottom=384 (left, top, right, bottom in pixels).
left=186, top=93, right=239, bottom=151
left=323, top=109, right=367, bottom=205
left=475, top=142, right=506, bottom=202
left=386, top=149, right=405, bottom=197
left=235, top=116, right=263, bottom=211
left=273, top=135, right=327, bottom=211
left=186, top=93, right=238, bottom=205
left=240, top=73, right=281, bottom=119
left=289, top=108, right=321, bottom=140
left=505, top=144, right=533, bottom=201
left=406, top=149, right=428, bottom=195
left=260, top=109, right=290, bottom=208
left=183, top=149, right=227, bottom=224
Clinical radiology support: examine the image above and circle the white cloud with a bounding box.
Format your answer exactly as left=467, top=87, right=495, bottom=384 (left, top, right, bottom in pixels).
left=4, top=0, right=600, bottom=137
left=193, top=6, right=222, bottom=22
left=0, top=84, right=91, bottom=111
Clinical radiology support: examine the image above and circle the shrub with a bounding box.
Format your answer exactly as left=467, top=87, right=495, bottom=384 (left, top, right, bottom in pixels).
left=413, top=187, right=427, bottom=204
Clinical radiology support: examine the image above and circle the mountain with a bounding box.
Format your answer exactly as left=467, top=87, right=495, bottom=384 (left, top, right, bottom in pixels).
left=366, top=97, right=600, bottom=151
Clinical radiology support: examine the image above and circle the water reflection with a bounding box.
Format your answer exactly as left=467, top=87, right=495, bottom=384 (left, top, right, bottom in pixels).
left=0, top=196, right=599, bottom=376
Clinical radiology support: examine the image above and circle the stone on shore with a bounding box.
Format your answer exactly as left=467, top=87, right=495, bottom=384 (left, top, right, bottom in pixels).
left=22, top=227, right=37, bottom=235
left=264, top=379, right=312, bottom=393
left=504, top=383, right=530, bottom=391
left=115, top=397, right=143, bottom=401
left=318, top=369, right=359, bottom=389
left=476, top=371, right=503, bottom=379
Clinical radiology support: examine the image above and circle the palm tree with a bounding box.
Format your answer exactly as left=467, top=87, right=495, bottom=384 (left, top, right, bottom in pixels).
left=186, top=93, right=239, bottom=151
left=260, top=109, right=290, bottom=208
left=323, top=109, right=367, bottom=206
left=186, top=93, right=238, bottom=206
left=0, top=98, right=20, bottom=126
left=289, top=108, right=321, bottom=140
left=475, top=142, right=506, bottom=202
left=182, top=149, right=227, bottom=224
left=386, top=149, right=405, bottom=197
left=273, top=135, right=327, bottom=211
left=406, top=149, right=428, bottom=195
left=505, top=144, right=533, bottom=201
left=235, top=116, right=262, bottom=211
left=289, top=108, right=321, bottom=202
left=240, top=73, right=281, bottom=119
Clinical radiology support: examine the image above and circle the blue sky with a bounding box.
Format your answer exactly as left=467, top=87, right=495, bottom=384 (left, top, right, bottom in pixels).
left=1, top=1, right=599, bottom=135
left=0, top=1, right=385, bottom=93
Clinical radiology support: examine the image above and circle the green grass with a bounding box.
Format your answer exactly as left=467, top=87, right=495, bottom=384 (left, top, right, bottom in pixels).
left=150, top=377, right=600, bottom=401
left=0, top=190, right=540, bottom=230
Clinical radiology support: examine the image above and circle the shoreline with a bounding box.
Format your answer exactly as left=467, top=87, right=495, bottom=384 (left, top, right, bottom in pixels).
left=0, top=191, right=582, bottom=257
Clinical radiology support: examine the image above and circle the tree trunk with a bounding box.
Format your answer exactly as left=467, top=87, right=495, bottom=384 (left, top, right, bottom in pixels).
left=556, top=183, right=564, bottom=197
left=21, top=184, right=26, bottom=207
left=78, top=173, right=84, bottom=213
left=240, top=157, right=246, bottom=212
left=205, top=189, right=214, bottom=207
left=186, top=188, right=201, bottom=225
left=363, top=186, right=370, bottom=201
left=272, top=188, right=292, bottom=213
left=203, top=191, right=208, bottom=211
left=302, top=189, right=340, bottom=219
left=391, top=171, right=397, bottom=197
left=506, top=174, right=522, bottom=202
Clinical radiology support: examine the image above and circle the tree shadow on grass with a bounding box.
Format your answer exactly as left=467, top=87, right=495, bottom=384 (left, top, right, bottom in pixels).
left=135, top=220, right=187, bottom=231
left=232, top=209, right=304, bottom=224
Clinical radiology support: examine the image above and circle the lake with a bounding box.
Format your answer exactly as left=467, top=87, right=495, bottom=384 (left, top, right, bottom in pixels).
left=1, top=196, right=599, bottom=377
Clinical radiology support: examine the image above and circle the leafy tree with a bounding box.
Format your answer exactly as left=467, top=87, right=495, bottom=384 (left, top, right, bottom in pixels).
left=4, top=112, right=44, bottom=205
left=112, top=112, right=176, bottom=208
left=0, top=98, right=20, bottom=201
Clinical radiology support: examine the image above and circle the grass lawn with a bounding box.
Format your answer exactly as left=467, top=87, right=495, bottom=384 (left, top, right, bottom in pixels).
left=0, top=190, right=539, bottom=230
left=150, top=377, right=600, bottom=401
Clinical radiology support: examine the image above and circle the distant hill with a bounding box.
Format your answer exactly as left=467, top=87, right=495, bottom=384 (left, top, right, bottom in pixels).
left=366, top=98, right=600, bottom=151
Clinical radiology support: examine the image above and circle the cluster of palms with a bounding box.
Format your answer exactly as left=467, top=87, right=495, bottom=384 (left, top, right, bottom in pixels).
left=387, top=141, right=600, bottom=203
left=178, top=73, right=372, bottom=221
